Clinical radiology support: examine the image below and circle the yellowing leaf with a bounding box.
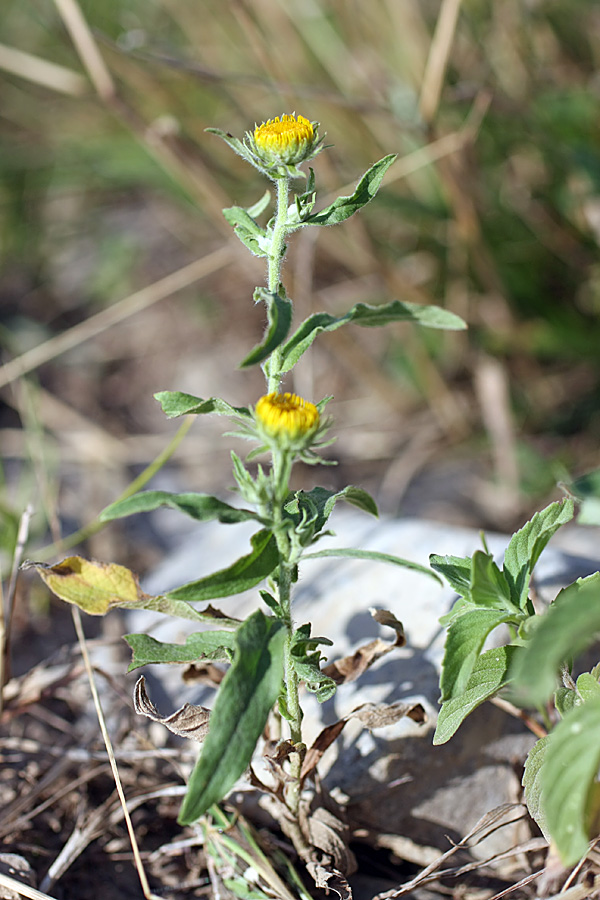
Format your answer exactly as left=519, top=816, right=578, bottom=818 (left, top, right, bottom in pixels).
left=24, top=556, right=144, bottom=615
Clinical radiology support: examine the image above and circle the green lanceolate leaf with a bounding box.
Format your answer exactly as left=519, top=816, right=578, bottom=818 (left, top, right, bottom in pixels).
left=167, top=530, right=280, bottom=603
left=240, top=288, right=293, bottom=368
left=434, top=645, right=517, bottom=744
left=430, top=553, right=473, bottom=601
left=205, top=127, right=263, bottom=172
left=510, top=572, right=600, bottom=707
left=124, top=631, right=237, bottom=671
left=440, top=608, right=520, bottom=701
left=539, top=700, right=600, bottom=865
left=178, top=610, right=285, bottom=824
left=246, top=189, right=271, bottom=218
left=100, top=491, right=258, bottom=525
left=302, top=547, right=441, bottom=583
left=222, top=205, right=268, bottom=257
left=302, top=154, right=397, bottom=226
left=470, top=550, right=515, bottom=611
left=522, top=736, right=551, bottom=842
left=503, top=498, right=574, bottom=610
left=154, top=391, right=250, bottom=419
left=279, top=299, right=466, bottom=373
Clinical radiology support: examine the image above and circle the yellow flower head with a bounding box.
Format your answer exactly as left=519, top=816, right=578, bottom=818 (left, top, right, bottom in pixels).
left=255, top=392, right=320, bottom=448
left=246, top=113, right=323, bottom=176
left=254, top=115, right=314, bottom=165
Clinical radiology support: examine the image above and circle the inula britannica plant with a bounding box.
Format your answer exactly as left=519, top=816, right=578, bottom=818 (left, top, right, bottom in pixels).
left=29, top=112, right=471, bottom=887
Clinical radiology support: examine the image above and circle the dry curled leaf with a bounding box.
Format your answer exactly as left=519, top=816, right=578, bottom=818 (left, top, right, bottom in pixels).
left=133, top=676, right=211, bottom=743
left=305, top=861, right=352, bottom=900
left=370, top=608, right=406, bottom=646
left=350, top=700, right=426, bottom=729
left=301, top=720, right=346, bottom=782
left=323, top=638, right=394, bottom=685
left=322, top=608, right=406, bottom=685
left=301, top=701, right=426, bottom=783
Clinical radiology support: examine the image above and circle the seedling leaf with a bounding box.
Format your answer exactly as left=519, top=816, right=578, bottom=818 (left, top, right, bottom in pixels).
left=503, top=499, right=574, bottom=609
left=434, top=645, right=517, bottom=744
left=440, top=608, right=519, bottom=701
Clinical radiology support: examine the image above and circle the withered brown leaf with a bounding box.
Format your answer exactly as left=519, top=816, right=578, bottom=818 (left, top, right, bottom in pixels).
left=133, top=676, right=211, bottom=743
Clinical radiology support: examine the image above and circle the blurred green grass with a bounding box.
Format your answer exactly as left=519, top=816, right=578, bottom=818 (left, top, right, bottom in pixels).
left=1, top=0, right=600, bottom=568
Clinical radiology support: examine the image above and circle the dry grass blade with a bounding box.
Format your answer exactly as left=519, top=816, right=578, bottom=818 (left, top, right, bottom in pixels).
left=0, top=872, right=59, bottom=900
left=0, top=43, right=87, bottom=96
left=0, top=248, right=231, bottom=389
left=52, top=0, right=115, bottom=100
left=372, top=803, right=528, bottom=899
left=419, top=0, right=463, bottom=123
left=70, top=608, right=161, bottom=900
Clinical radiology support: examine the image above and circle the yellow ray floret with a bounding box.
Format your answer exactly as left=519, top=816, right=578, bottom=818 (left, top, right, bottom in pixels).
left=255, top=392, right=319, bottom=442
left=253, top=114, right=315, bottom=165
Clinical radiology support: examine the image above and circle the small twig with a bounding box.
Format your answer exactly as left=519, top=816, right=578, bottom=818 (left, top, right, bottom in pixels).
left=419, top=0, right=463, bottom=124
left=0, top=42, right=87, bottom=95
left=0, top=871, right=60, bottom=900
left=490, top=695, right=548, bottom=739
left=0, top=248, right=231, bottom=390
left=36, top=415, right=194, bottom=561
left=52, top=0, right=115, bottom=100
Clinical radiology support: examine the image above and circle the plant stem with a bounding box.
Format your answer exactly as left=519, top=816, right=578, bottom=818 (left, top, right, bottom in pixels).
left=266, top=175, right=290, bottom=393
left=270, top=447, right=303, bottom=815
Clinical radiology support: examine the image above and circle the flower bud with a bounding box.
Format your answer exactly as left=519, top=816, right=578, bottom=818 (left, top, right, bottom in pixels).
left=245, top=114, right=324, bottom=177
left=255, top=392, right=320, bottom=450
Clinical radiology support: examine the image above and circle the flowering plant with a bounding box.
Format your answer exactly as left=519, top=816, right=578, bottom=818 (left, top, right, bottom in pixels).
left=30, top=113, right=466, bottom=891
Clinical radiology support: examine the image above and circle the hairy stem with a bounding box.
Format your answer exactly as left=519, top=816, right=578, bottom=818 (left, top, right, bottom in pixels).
left=270, top=447, right=303, bottom=815
left=266, top=175, right=290, bottom=393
